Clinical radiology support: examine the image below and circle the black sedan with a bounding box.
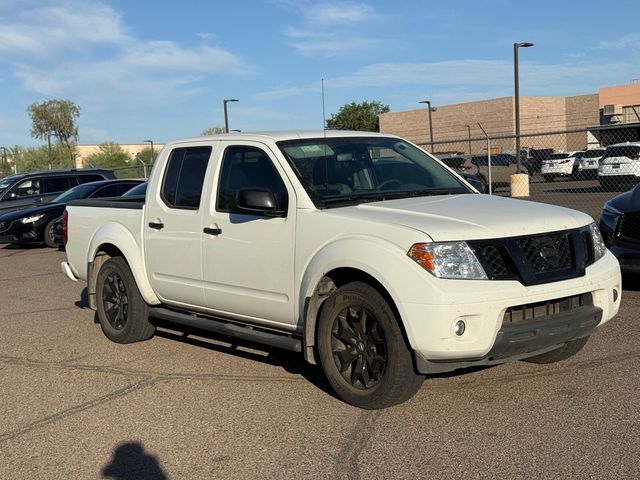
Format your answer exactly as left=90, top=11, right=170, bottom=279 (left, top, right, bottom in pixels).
left=0, top=179, right=142, bottom=248
left=599, top=184, right=640, bottom=273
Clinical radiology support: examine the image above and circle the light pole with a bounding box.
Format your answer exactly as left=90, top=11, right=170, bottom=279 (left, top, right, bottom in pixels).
left=0, top=146, right=7, bottom=176
left=223, top=98, right=239, bottom=133
left=514, top=41, right=534, bottom=173
left=464, top=125, right=472, bottom=157
left=419, top=100, right=435, bottom=152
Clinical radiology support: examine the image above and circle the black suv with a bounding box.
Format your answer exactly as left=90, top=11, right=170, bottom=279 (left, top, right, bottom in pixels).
left=0, top=168, right=115, bottom=214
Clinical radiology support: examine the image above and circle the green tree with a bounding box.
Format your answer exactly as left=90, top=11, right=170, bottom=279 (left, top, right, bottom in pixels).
left=27, top=99, right=81, bottom=167
left=85, top=142, right=131, bottom=170
left=136, top=147, right=156, bottom=165
left=11, top=145, right=60, bottom=173
left=326, top=101, right=390, bottom=132
left=201, top=126, right=225, bottom=136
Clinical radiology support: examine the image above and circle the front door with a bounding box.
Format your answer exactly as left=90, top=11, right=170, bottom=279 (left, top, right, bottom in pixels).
left=144, top=145, right=215, bottom=308
left=202, top=142, right=296, bottom=327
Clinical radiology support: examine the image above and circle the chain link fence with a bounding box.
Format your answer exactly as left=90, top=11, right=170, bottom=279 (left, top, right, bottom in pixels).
left=420, top=123, right=640, bottom=220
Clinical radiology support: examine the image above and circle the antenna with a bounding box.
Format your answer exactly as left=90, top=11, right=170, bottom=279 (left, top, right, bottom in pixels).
left=321, top=78, right=327, bottom=132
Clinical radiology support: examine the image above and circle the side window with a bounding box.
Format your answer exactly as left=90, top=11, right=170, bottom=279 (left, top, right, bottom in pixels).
left=216, top=147, right=288, bottom=214
left=42, top=177, right=71, bottom=193
left=161, top=147, right=211, bottom=209
left=10, top=178, right=41, bottom=198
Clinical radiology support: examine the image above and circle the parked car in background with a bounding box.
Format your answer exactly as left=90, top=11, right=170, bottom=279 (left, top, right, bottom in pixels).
left=540, top=152, right=579, bottom=181
left=471, top=153, right=525, bottom=190
left=0, top=179, right=142, bottom=248
left=0, top=168, right=116, bottom=215
left=599, top=184, right=640, bottom=273
left=54, top=182, right=148, bottom=246
left=434, top=154, right=485, bottom=192
left=598, top=142, right=640, bottom=191
left=576, top=149, right=606, bottom=179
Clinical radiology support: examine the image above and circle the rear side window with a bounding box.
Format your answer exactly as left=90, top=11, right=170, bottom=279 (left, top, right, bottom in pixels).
left=161, top=147, right=211, bottom=209
left=42, top=177, right=72, bottom=194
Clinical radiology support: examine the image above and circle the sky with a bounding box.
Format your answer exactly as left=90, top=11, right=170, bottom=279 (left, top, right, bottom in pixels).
left=1, top=0, right=639, bottom=147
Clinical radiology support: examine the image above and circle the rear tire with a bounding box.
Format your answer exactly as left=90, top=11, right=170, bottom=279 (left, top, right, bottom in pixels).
left=317, top=282, right=423, bottom=409
left=96, top=256, right=155, bottom=344
left=43, top=219, right=58, bottom=248
left=523, top=336, right=589, bottom=364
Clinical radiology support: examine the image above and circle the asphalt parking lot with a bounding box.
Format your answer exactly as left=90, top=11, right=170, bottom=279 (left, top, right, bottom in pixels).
left=1, top=244, right=639, bottom=479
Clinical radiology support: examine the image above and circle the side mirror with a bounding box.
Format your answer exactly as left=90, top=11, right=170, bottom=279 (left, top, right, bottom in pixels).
left=236, top=188, right=285, bottom=217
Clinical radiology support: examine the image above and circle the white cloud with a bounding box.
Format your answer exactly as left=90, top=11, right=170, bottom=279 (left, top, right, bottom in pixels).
left=599, top=33, right=640, bottom=50
left=0, top=0, right=252, bottom=104
left=280, top=1, right=379, bottom=57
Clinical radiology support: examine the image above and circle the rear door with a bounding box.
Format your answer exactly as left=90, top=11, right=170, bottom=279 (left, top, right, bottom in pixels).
left=144, top=145, right=216, bottom=308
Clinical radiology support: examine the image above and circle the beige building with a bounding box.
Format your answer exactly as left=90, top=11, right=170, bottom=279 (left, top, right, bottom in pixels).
left=74, top=143, right=164, bottom=168
left=380, top=82, right=640, bottom=155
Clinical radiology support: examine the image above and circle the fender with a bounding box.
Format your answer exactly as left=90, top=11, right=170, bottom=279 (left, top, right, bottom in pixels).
left=299, top=234, right=432, bottom=360
left=87, top=221, right=160, bottom=306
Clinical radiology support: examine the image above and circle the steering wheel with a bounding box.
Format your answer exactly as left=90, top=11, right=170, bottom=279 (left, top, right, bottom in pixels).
left=378, top=179, right=403, bottom=191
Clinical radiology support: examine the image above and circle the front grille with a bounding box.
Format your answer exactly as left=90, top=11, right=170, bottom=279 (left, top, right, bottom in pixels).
left=517, top=232, right=572, bottom=273
left=503, top=293, right=593, bottom=324
left=617, top=212, right=640, bottom=244
left=470, top=226, right=593, bottom=286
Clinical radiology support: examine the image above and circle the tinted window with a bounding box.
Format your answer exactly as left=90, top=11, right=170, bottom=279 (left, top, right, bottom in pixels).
left=91, top=184, right=122, bottom=197
left=579, top=150, right=605, bottom=158
left=161, top=147, right=211, bottom=209
left=123, top=183, right=147, bottom=197
left=217, top=147, right=288, bottom=214
left=10, top=178, right=41, bottom=198
left=78, top=174, right=106, bottom=184
left=605, top=146, right=640, bottom=158
left=42, top=176, right=71, bottom=193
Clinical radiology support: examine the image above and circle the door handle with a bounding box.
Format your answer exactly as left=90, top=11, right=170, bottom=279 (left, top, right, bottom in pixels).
left=203, top=227, right=222, bottom=236
left=148, top=222, right=164, bottom=230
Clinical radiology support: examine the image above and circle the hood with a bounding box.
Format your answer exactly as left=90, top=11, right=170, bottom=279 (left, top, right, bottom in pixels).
left=322, top=194, right=593, bottom=241
left=0, top=202, right=65, bottom=222
left=608, top=184, right=640, bottom=212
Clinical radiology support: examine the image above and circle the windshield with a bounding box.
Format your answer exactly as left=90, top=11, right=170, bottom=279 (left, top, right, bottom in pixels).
left=0, top=175, right=20, bottom=192
left=548, top=153, right=571, bottom=160
left=51, top=183, right=98, bottom=203
left=579, top=150, right=605, bottom=158
left=277, top=137, right=470, bottom=208
left=605, top=146, right=640, bottom=158
left=123, top=182, right=147, bottom=197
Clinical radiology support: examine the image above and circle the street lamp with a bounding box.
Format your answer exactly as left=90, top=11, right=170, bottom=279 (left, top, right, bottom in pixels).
left=223, top=98, right=239, bottom=133
left=464, top=125, right=472, bottom=157
left=419, top=100, right=436, bottom=152
left=514, top=41, right=534, bottom=173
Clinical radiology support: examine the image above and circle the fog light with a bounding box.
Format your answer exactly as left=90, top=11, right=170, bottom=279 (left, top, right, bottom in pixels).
left=613, top=289, right=619, bottom=303
left=454, top=320, right=466, bottom=336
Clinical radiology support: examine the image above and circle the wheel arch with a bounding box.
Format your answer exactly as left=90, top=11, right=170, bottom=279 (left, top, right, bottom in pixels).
left=300, top=238, right=417, bottom=365
left=86, top=222, right=160, bottom=309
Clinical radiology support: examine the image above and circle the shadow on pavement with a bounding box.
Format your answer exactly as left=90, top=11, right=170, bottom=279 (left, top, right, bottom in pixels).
left=102, top=441, right=167, bottom=480
left=152, top=320, right=336, bottom=399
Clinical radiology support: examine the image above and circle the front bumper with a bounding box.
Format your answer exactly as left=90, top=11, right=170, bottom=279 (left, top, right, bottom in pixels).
left=397, top=251, right=621, bottom=366
left=415, top=305, right=601, bottom=374
left=0, top=221, right=44, bottom=244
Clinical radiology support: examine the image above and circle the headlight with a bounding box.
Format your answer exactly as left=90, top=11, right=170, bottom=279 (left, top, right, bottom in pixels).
left=408, top=242, right=488, bottom=280
left=21, top=213, right=46, bottom=224
left=589, top=223, right=606, bottom=261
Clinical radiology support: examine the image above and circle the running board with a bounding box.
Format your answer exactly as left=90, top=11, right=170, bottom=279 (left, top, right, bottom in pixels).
left=149, top=307, right=302, bottom=353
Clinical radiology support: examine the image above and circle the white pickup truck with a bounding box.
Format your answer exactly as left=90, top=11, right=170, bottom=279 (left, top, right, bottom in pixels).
left=62, top=131, right=621, bottom=409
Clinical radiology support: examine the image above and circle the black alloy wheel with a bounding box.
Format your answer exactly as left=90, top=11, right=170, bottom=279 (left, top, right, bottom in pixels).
left=102, top=271, right=129, bottom=331
left=331, top=306, right=387, bottom=389
left=317, top=282, right=423, bottom=409
left=96, top=256, right=155, bottom=344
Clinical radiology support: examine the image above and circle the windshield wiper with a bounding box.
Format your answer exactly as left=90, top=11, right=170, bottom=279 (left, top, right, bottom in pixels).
left=321, top=188, right=462, bottom=207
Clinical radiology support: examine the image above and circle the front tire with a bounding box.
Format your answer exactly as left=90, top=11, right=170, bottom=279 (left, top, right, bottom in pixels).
left=317, top=282, right=423, bottom=409
left=96, top=257, right=155, bottom=344
left=523, top=336, right=589, bottom=364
